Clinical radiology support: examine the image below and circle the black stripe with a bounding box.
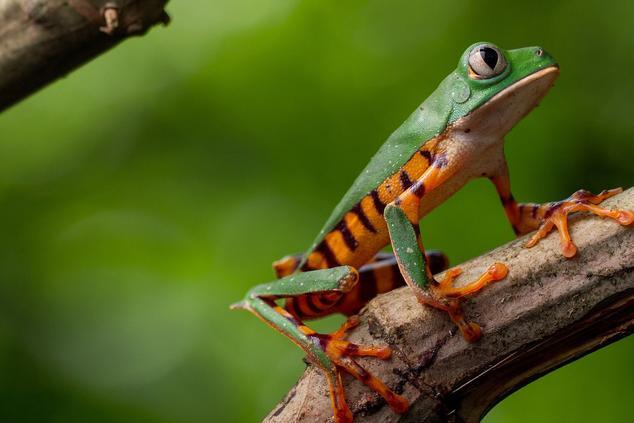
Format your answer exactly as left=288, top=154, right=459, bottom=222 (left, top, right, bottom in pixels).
left=371, top=190, right=386, bottom=214
left=359, top=267, right=378, bottom=302
left=544, top=204, right=559, bottom=219
left=419, top=150, right=433, bottom=163
left=336, top=219, right=359, bottom=251
left=284, top=299, right=301, bottom=320
left=501, top=194, right=515, bottom=206
left=343, top=343, right=359, bottom=356
left=373, top=251, right=394, bottom=262
left=350, top=203, right=377, bottom=234
left=304, top=295, right=323, bottom=315
left=319, top=293, right=338, bottom=306
left=531, top=204, right=539, bottom=219
left=512, top=224, right=521, bottom=236
left=400, top=170, right=413, bottom=190
left=316, top=241, right=339, bottom=267
left=426, top=250, right=449, bottom=275
left=413, top=181, right=426, bottom=197
left=301, top=262, right=315, bottom=271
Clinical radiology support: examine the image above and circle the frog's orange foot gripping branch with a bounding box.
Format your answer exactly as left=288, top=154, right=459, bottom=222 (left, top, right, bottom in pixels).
left=503, top=188, right=632, bottom=257
left=319, top=315, right=409, bottom=422
left=231, top=267, right=408, bottom=423
left=492, top=176, right=633, bottom=258
left=430, top=263, right=508, bottom=342
left=523, top=188, right=633, bottom=257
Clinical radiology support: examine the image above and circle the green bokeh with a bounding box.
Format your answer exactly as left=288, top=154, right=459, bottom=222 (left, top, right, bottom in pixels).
left=0, top=1, right=632, bottom=421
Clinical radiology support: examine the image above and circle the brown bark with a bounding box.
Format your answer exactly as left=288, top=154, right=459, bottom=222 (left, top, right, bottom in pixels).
left=265, top=188, right=634, bottom=423
left=0, top=0, right=170, bottom=111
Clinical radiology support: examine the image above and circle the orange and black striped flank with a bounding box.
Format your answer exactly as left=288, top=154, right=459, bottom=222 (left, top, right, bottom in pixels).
left=315, top=241, right=339, bottom=267
left=295, top=138, right=445, bottom=279
left=350, top=203, right=377, bottom=233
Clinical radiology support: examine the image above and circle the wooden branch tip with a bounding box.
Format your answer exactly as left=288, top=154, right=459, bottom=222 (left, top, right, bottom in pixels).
left=0, top=0, right=170, bottom=111
left=266, top=187, right=634, bottom=423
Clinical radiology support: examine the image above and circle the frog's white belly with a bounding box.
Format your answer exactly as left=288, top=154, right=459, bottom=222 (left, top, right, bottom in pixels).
left=420, top=65, right=559, bottom=218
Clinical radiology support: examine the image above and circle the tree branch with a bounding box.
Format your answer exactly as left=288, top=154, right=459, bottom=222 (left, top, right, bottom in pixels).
left=265, top=188, right=634, bottom=423
left=0, top=0, right=170, bottom=111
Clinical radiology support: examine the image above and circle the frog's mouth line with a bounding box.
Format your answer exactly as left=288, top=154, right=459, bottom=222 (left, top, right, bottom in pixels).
left=487, top=65, right=560, bottom=109
left=503, top=64, right=560, bottom=96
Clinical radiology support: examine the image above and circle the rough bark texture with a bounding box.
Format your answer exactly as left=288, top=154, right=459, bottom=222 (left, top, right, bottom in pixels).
left=265, top=188, right=634, bottom=423
left=0, top=0, right=170, bottom=111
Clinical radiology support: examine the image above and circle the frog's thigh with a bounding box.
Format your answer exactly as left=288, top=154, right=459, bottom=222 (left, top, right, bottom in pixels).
left=244, top=266, right=358, bottom=299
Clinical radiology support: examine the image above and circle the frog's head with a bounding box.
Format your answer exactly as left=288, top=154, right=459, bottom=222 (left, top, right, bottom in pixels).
left=447, top=42, right=559, bottom=137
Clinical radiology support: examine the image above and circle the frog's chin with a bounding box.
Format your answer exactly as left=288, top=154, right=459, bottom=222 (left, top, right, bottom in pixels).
left=453, top=65, right=560, bottom=140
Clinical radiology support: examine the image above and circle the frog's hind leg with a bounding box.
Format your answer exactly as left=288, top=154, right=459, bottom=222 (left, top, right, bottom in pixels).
left=231, top=266, right=408, bottom=423
left=285, top=250, right=450, bottom=318
left=492, top=173, right=633, bottom=257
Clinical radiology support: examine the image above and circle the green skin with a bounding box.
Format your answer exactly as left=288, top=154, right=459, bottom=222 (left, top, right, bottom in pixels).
left=233, top=42, right=557, bottom=380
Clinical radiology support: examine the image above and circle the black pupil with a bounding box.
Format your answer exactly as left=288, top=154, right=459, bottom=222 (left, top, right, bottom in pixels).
left=479, top=47, right=498, bottom=69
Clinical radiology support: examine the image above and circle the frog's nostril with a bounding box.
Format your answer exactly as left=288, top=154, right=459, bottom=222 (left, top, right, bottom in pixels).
left=535, top=48, right=544, bottom=57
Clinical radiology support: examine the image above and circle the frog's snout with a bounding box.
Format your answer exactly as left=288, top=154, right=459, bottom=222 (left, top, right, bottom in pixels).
left=530, top=46, right=559, bottom=70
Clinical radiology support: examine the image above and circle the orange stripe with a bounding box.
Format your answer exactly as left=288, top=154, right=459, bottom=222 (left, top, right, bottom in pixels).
left=299, top=135, right=444, bottom=271
left=324, top=231, right=351, bottom=264
left=306, top=251, right=328, bottom=269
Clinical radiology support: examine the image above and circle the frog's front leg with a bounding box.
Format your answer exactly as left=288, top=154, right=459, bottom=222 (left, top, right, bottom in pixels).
left=384, top=163, right=508, bottom=342
left=231, top=267, right=408, bottom=423
left=491, top=172, right=633, bottom=257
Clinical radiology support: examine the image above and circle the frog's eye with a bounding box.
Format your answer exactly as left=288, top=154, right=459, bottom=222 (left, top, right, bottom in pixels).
left=468, top=44, right=507, bottom=80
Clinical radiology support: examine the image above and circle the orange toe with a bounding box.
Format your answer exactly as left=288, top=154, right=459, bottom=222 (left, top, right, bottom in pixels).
left=488, top=262, right=509, bottom=280
left=616, top=210, right=634, bottom=225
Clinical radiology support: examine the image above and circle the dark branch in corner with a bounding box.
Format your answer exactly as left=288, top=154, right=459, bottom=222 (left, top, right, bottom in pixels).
left=0, top=0, right=170, bottom=111
left=265, top=188, right=634, bottom=423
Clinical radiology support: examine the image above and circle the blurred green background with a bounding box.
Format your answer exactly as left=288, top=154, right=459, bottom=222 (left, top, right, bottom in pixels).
left=0, top=0, right=632, bottom=421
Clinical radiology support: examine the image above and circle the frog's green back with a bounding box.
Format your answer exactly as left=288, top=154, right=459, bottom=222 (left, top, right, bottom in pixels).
left=304, top=75, right=454, bottom=254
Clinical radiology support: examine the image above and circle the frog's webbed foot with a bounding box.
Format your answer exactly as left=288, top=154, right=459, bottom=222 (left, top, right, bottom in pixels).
left=524, top=188, right=633, bottom=257
left=417, top=263, right=508, bottom=342
left=314, top=316, right=409, bottom=421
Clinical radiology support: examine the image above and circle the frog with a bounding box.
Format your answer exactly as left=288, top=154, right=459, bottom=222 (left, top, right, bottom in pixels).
left=231, top=42, right=633, bottom=422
